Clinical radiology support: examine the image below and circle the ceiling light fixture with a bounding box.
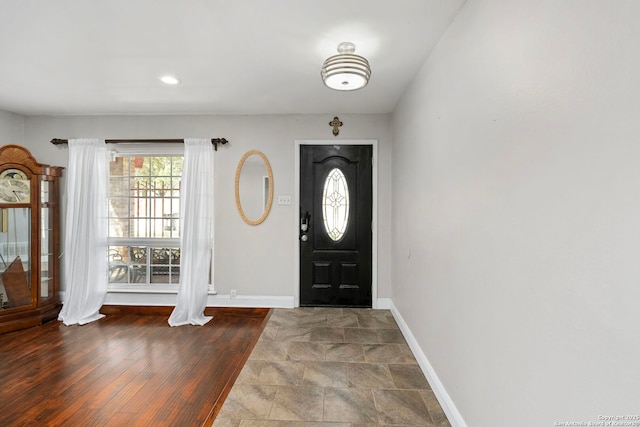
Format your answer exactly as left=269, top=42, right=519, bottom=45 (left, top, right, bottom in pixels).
left=160, top=75, right=180, bottom=85
left=321, top=42, right=371, bottom=91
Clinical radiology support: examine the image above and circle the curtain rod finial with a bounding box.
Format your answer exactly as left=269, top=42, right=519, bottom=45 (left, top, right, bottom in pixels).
left=212, top=138, right=228, bottom=151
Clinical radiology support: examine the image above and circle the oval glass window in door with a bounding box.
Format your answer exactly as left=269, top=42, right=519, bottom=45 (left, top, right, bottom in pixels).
left=322, top=168, right=350, bottom=241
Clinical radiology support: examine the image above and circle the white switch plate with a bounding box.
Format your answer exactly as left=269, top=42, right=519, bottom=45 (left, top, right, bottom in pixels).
left=278, top=195, right=291, bottom=205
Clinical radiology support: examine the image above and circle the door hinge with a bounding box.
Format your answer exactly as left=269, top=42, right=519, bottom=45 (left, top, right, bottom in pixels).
left=371, top=157, right=374, bottom=167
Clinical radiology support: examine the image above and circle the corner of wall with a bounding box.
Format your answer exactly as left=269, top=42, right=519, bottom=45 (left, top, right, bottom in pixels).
left=387, top=299, right=468, bottom=427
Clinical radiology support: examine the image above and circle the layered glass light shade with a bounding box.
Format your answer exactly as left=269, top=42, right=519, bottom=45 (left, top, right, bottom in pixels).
left=321, top=42, right=371, bottom=91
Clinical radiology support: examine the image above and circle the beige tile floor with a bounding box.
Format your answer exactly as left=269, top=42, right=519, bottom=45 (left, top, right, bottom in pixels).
left=214, top=307, right=451, bottom=427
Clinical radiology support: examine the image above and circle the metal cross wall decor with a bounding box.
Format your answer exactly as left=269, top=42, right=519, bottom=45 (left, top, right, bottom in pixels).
left=329, top=116, right=343, bottom=137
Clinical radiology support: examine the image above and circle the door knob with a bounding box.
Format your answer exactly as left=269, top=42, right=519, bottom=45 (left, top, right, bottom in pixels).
left=300, top=234, right=308, bottom=242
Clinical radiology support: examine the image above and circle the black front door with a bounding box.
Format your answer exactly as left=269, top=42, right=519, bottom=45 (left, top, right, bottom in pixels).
left=299, top=145, right=372, bottom=307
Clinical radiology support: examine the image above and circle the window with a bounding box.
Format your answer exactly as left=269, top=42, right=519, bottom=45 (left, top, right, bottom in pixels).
left=322, top=167, right=350, bottom=241
left=107, top=154, right=183, bottom=289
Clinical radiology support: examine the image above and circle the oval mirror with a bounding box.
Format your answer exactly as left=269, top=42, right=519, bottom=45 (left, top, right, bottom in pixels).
left=235, top=150, right=274, bottom=225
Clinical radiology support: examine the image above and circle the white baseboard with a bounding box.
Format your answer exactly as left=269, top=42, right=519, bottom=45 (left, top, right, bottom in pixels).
left=387, top=300, right=468, bottom=427
left=104, top=291, right=177, bottom=306
left=92, top=293, right=387, bottom=309
left=96, top=291, right=295, bottom=308
left=206, top=295, right=294, bottom=308
left=375, top=297, right=393, bottom=309
left=61, top=292, right=389, bottom=310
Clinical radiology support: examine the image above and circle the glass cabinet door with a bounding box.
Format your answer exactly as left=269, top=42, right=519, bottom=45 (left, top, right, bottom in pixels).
left=0, top=146, right=63, bottom=333
left=40, top=179, right=54, bottom=303
left=0, top=208, right=31, bottom=310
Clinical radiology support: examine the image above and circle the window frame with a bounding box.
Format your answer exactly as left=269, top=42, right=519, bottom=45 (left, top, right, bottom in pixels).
left=106, top=144, right=185, bottom=293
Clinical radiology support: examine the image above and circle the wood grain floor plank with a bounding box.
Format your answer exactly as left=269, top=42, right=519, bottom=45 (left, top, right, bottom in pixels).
left=0, top=307, right=270, bottom=427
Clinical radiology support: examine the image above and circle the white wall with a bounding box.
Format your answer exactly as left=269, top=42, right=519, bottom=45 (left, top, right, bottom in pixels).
left=23, top=113, right=392, bottom=302
left=0, top=110, right=24, bottom=145
left=391, top=0, right=640, bottom=425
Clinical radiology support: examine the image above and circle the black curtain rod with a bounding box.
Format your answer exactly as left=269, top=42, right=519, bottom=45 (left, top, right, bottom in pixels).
left=50, top=138, right=229, bottom=151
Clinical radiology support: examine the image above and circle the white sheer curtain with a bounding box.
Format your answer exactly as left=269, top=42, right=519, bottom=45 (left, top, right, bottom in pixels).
left=168, top=139, right=214, bottom=326
left=58, top=139, right=108, bottom=326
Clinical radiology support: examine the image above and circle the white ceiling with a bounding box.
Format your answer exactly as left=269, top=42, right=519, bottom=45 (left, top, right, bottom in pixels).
left=0, top=0, right=465, bottom=116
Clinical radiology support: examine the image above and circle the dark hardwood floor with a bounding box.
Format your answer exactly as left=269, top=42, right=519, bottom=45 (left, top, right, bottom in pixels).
left=0, top=306, right=270, bottom=427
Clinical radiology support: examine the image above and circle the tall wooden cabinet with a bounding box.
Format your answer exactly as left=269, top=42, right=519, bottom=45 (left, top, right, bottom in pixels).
left=0, top=145, right=63, bottom=334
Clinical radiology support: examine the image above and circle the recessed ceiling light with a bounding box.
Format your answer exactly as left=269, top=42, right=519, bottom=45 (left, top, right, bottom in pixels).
left=160, top=75, right=180, bottom=85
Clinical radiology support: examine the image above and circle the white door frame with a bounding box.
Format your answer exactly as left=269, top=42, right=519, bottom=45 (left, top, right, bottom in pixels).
left=293, top=139, right=379, bottom=308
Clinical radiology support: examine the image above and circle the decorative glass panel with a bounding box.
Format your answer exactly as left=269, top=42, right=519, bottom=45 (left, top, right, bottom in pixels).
left=40, top=206, right=54, bottom=300
left=0, top=208, right=31, bottom=309
left=322, top=168, right=350, bottom=241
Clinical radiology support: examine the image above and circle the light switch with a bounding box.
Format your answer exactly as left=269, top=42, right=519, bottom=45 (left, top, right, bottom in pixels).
left=278, top=195, right=291, bottom=205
